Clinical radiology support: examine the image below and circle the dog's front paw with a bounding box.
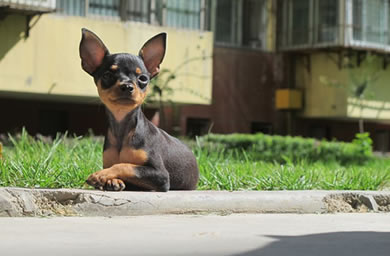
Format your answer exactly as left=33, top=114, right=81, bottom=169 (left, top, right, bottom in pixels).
left=86, top=169, right=126, bottom=191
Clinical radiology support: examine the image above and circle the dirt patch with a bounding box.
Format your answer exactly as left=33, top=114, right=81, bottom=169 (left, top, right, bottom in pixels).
left=324, top=193, right=390, bottom=213
left=32, top=190, right=88, bottom=216
left=33, top=196, right=80, bottom=216
left=374, top=195, right=390, bottom=212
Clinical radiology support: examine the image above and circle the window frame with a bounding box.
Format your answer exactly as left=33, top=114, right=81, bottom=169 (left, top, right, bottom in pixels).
left=160, top=0, right=206, bottom=30
left=346, top=0, right=390, bottom=51
left=314, top=0, right=340, bottom=45
left=212, top=0, right=268, bottom=50
left=279, top=0, right=343, bottom=50
left=242, top=0, right=267, bottom=48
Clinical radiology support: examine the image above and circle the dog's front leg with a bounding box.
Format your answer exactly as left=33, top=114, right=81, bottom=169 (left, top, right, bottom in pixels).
left=86, top=163, right=170, bottom=192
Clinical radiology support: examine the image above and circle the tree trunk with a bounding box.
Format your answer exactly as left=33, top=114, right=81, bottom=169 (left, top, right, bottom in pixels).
left=359, top=119, right=364, bottom=133
left=359, top=102, right=364, bottom=133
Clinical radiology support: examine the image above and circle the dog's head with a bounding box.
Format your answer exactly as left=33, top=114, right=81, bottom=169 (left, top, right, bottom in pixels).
left=79, top=28, right=166, bottom=120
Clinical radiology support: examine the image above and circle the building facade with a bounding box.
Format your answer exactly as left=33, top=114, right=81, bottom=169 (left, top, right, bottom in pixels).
left=2, top=0, right=390, bottom=151
left=0, top=0, right=213, bottom=135
left=277, top=0, right=390, bottom=151
left=181, top=0, right=390, bottom=152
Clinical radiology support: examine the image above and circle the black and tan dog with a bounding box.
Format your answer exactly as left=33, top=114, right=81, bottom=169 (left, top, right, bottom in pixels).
left=79, top=28, right=199, bottom=192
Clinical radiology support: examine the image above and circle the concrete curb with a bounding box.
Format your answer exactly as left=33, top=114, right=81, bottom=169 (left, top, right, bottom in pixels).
left=0, top=187, right=389, bottom=217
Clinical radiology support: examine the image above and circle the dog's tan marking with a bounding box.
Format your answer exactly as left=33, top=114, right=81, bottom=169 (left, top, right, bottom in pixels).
left=123, top=129, right=135, bottom=144
left=110, top=163, right=137, bottom=179
left=88, top=162, right=155, bottom=191
left=109, top=164, right=154, bottom=190
left=135, top=67, right=142, bottom=74
left=103, top=147, right=119, bottom=168
left=120, top=147, right=148, bottom=165
left=131, top=84, right=148, bottom=108
left=110, top=65, right=118, bottom=70
left=107, top=129, right=118, bottom=145
left=103, top=129, right=147, bottom=167
left=117, top=130, right=148, bottom=165
left=88, top=163, right=137, bottom=186
left=102, top=129, right=119, bottom=168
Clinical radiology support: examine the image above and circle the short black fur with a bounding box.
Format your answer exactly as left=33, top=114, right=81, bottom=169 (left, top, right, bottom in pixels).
left=80, top=28, right=199, bottom=191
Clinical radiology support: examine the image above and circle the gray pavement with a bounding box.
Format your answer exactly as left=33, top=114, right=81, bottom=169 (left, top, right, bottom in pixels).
left=1, top=213, right=390, bottom=256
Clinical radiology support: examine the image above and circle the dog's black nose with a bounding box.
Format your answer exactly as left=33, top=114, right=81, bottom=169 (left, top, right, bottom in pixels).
left=120, top=83, right=134, bottom=92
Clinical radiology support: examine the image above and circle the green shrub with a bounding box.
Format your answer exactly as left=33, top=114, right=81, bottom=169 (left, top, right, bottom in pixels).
left=199, top=133, right=373, bottom=164
left=352, top=132, right=373, bottom=158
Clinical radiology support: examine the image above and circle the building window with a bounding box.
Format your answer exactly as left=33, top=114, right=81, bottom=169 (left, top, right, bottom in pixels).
left=280, top=0, right=313, bottom=48
left=88, top=0, right=120, bottom=18
left=215, top=0, right=235, bottom=43
left=164, top=0, right=203, bottom=30
left=57, top=0, right=150, bottom=21
left=352, top=0, right=388, bottom=45
left=213, top=0, right=267, bottom=49
left=56, top=0, right=86, bottom=16
left=55, top=0, right=206, bottom=30
left=243, top=0, right=267, bottom=48
left=352, top=0, right=363, bottom=41
left=316, top=0, right=339, bottom=43
left=279, top=0, right=390, bottom=52
left=291, top=0, right=310, bottom=45
left=123, top=0, right=151, bottom=23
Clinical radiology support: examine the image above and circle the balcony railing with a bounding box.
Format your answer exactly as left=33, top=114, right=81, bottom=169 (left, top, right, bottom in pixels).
left=55, top=0, right=207, bottom=31
left=0, top=0, right=56, bottom=13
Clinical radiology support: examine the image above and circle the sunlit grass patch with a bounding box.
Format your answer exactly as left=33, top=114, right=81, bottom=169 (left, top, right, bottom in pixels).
left=0, top=130, right=102, bottom=189
left=0, top=130, right=389, bottom=191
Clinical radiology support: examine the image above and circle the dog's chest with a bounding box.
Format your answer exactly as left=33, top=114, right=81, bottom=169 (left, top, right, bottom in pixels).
left=103, top=130, right=148, bottom=168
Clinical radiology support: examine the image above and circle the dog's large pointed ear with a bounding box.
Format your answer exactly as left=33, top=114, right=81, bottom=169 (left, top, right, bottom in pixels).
left=79, top=28, right=109, bottom=75
left=139, top=33, right=166, bottom=78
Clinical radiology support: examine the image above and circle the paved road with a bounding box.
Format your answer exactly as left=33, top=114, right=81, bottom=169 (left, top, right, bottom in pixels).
left=1, top=214, right=389, bottom=256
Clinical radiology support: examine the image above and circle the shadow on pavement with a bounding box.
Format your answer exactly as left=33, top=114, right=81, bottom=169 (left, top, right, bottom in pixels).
left=233, top=231, right=390, bottom=256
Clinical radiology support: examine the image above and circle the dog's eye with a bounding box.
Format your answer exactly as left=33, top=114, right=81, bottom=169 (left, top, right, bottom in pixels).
left=101, top=72, right=116, bottom=89
left=137, top=74, right=149, bottom=89
left=102, top=72, right=114, bottom=81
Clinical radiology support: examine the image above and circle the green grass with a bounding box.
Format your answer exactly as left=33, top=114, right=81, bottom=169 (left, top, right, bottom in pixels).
left=0, top=130, right=389, bottom=190
left=0, top=131, right=102, bottom=189
left=195, top=146, right=390, bottom=190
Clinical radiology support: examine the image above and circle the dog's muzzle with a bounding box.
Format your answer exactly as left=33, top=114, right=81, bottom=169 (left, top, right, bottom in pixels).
left=119, top=83, right=134, bottom=92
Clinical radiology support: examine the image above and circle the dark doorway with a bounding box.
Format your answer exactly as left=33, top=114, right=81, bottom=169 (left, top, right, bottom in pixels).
left=186, top=118, right=210, bottom=137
